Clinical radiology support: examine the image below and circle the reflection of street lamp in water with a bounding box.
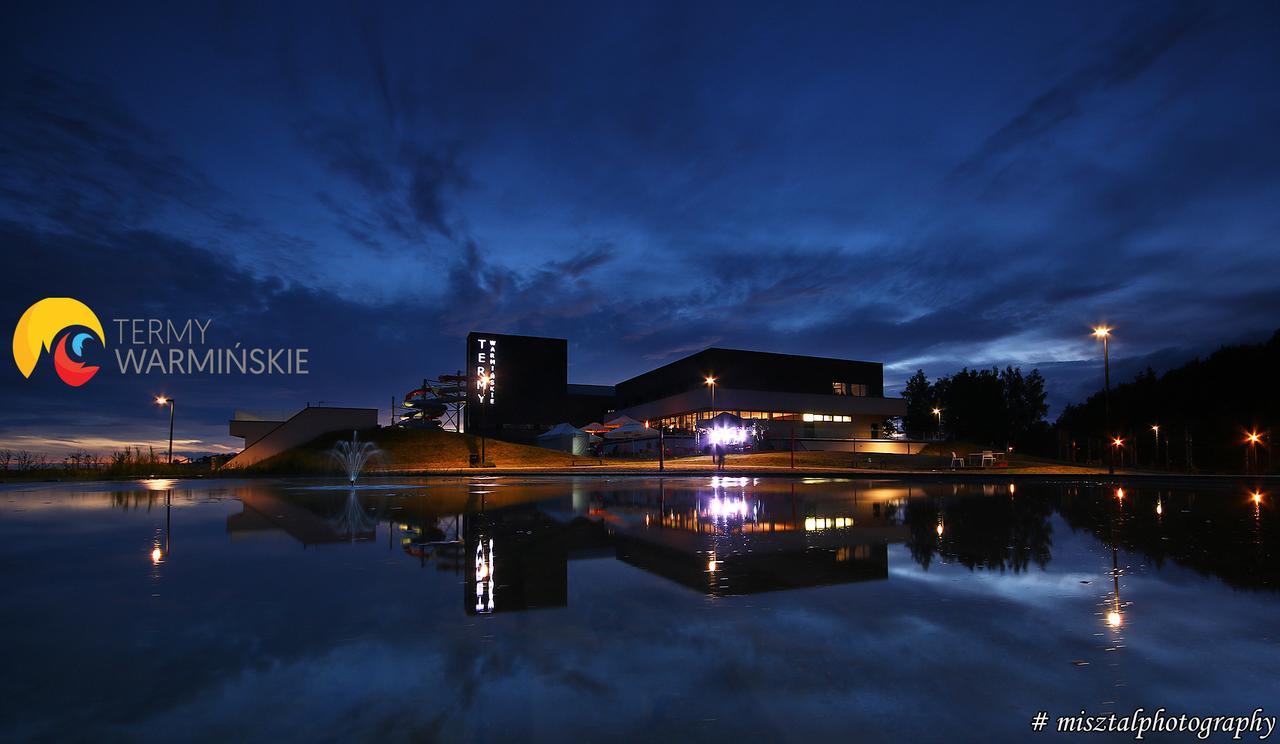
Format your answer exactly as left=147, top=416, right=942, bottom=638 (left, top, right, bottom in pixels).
left=150, top=489, right=172, bottom=565
left=1107, top=546, right=1123, bottom=629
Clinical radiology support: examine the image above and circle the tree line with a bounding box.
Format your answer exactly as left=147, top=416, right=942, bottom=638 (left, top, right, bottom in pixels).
left=1055, top=330, right=1279, bottom=472
left=901, top=366, right=1049, bottom=449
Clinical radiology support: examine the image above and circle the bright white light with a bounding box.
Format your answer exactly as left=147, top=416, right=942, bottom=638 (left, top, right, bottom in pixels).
left=704, top=496, right=749, bottom=519
left=706, top=426, right=746, bottom=446
left=1107, top=610, right=1122, bottom=628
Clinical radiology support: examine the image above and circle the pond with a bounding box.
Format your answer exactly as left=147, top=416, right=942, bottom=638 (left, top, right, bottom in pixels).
left=1, top=476, right=1276, bottom=741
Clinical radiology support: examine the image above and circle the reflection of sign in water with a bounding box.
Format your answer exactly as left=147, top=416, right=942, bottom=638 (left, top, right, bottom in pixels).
left=474, top=538, right=495, bottom=614
left=474, top=338, right=497, bottom=405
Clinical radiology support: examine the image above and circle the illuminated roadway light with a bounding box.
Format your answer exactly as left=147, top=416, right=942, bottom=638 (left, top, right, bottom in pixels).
left=1093, top=326, right=1111, bottom=339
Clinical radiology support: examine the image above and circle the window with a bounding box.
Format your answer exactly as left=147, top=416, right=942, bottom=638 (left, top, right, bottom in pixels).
left=832, top=382, right=848, bottom=395
left=834, top=382, right=868, bottom=396
left=802, top=413, right=852, bottom=423
left=851, top=384, right=868, bottom=397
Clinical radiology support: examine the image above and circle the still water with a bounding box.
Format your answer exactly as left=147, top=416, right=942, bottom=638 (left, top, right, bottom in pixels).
left=1, top=476, right=1276, bottom=742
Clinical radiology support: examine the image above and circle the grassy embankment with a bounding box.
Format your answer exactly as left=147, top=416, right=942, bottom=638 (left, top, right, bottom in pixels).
left=249, top=429, right=1108, bottom=475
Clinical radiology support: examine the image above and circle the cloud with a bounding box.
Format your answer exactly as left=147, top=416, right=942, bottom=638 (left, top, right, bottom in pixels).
left=950, top=5, right=1213, bottom=184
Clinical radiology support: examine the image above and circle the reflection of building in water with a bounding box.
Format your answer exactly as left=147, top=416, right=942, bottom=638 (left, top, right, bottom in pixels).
left=463, top=508, right=569, bottom=615
left=226, top=489, right=377, bottom=546
left=610, top=480, right=909, bottom=596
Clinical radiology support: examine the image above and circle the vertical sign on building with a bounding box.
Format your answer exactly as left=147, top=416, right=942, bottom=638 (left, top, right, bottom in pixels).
left=475, top=337, right=497, bottom=405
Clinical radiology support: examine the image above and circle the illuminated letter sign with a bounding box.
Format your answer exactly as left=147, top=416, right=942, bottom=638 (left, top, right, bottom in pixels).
left=474, top=538, right=495, bottom=614
left=474, top=337, right=497, bottom=405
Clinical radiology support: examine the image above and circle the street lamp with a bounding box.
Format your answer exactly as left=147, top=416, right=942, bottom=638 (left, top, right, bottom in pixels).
left=704, top=375, right=717, bottom=418
left=1094, top=326, right=1113, bottom=474
left=1151, top=424, right=1160, bottom=469
left=1246, top=430, right=1262, bottom=474
left=155, top=396, right=175, bottom=465
left=1112, top=436, right=1124, bottom=468
left=931, top=407, right=942, bottom=439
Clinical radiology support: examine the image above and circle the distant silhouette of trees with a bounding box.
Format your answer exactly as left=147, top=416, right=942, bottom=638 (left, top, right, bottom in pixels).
left=905, top=491, right=1054, bottom=573
left=902, top=366, right=1048, bottom=447
left=1056, top=330, right=1279, bottom=472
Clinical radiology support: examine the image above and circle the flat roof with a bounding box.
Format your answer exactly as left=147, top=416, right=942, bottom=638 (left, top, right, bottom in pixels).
left=616, top=346, right=882, bottom=387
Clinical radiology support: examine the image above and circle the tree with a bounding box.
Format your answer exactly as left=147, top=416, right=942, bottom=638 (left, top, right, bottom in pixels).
left=902, top=369, right=935, bottom=436
left=902, top=365, right=1048, bottom=447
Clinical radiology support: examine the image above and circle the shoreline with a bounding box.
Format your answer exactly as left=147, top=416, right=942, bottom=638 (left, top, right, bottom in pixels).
left=3, top=466, right=1275, bottom=486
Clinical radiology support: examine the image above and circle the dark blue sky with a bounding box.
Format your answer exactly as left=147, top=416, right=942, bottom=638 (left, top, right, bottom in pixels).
left=2, top=1, right=1278, bottom=457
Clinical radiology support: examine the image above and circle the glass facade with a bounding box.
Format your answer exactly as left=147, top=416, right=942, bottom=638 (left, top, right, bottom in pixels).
left=652, top=409, right=863, bottom=433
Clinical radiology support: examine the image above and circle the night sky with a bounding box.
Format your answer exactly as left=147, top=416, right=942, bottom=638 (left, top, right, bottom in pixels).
left=2, top=1, right=1278, bottom=457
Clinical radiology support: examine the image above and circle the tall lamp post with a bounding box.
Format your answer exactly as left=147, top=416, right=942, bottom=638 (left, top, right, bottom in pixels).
left=704, top=375, right=717, bottom=420
left=155, top=396, right=175, bottom=465
left=1246, top=431, right=1262, bottom=474
left=932, top=407, right=943, bottom=440
left=1151, top=424, right=1159, bottom=470
left=1094, top=326, right=1113, bottom=474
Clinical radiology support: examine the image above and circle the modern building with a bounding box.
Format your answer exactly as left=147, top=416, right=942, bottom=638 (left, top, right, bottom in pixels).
left=613, top=347, right=906, bottom=445
left=464, top=331, right=910, bottom=452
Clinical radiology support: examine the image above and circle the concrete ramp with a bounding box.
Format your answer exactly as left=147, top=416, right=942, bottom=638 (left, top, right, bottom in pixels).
left=224, top=406, right=378, bottom=469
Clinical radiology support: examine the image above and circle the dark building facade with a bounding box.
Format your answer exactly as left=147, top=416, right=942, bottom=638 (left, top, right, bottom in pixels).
left=465, top=332, right=575, bottom=441
left=613, top=347, right=904, bottom=441
left=463, top=331, right=907, bottom=449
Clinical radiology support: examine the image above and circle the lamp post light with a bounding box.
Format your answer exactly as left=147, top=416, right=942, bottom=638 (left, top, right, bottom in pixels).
left=1112, top=436, right=1125, bottom=469
left=932, top=407, right=943, bottom=440
left=1094, top=326, right=1114, bottom=474
left=704, top=375, right=717, bottom=420
left=1151, top=424, right=1160, bottom=470
left=1246, top=431, right=1262, bottom=474
left=155, top=396, right=175, bottom=465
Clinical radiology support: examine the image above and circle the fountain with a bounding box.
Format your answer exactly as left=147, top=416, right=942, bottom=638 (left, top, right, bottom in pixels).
left=332, top=490, right=381, bottom=542
left=329, top=430, right=382, bottom=485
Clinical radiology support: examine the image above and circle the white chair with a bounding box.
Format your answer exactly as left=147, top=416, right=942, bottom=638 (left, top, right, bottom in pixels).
left=981, top=450, right=995, bottom=467
left=950, top=451, right=964, bottom=469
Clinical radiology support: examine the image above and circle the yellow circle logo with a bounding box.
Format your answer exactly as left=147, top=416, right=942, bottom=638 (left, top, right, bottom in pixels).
left=11, top=298, right=106, bottom=387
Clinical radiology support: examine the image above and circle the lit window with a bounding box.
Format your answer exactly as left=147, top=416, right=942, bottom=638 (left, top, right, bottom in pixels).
left=851, top=384, right=868, bottom=396
left=832, top=382, right=848, bottom=395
